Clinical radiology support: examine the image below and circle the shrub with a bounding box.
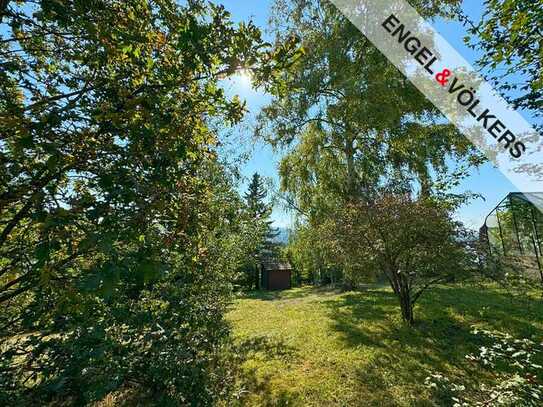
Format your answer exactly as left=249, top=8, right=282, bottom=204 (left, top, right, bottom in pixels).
left=426, top=328, right=543, bottom=406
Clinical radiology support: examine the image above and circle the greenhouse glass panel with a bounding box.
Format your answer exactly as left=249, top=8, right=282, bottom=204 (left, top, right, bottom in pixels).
left=482, top=192, right=543, bottom=267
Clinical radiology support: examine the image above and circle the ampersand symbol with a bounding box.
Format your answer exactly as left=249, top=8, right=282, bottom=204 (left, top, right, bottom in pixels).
left=435, top=69, right=451, bottom=86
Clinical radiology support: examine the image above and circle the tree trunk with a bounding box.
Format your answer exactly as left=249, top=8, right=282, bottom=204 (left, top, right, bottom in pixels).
left=255, top=264, right=260, bottom=290
left=342, top=265, right=354, bottom=291
left=399, top=290, right=414, bottom=326
left=384, top=264, right=415, bottom=326
left=344, top=136, right=356, bottom=198
left=419, top=169, right=431, bottom=198
left=343, top=279, right=353, bottom=291
left=0, top=1, right=10, bottom=21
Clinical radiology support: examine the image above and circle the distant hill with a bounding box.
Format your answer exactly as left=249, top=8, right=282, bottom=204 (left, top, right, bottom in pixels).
left=273, top=227, right=291, bottom=244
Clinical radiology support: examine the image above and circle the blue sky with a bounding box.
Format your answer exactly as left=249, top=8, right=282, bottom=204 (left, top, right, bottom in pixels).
left=219, top=0, right=538, bottom=230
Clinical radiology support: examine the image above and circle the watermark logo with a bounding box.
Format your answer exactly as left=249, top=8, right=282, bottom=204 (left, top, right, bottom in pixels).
left=330, top=0, right=542, bottom=211
left=381, top=12, right=525, bottom=159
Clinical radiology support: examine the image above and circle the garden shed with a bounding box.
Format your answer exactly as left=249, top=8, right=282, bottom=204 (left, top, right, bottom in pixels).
left=260, top=262, right=292, bottom=290
left=481, top=192, right=543, bottom=281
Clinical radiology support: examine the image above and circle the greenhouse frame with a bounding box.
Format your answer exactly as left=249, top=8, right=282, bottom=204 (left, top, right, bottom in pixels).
left=481, top=192, right=543, bottom=280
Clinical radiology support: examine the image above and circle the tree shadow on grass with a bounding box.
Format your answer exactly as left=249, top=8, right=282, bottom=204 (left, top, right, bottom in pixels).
left=235, top=335, right=299, bottom=361
left=421, top=286, right=543, bottom=338
left=232, top=334, right=301, bottom=406
left=321, top=291, right=397, bottom=348
left=242, top=285, right=341, bottom=302
left=232, top=285, right=543, bottom=405
left=322, top=285, right=543, bottom=405
left=322, top=291, right=475, bottom=404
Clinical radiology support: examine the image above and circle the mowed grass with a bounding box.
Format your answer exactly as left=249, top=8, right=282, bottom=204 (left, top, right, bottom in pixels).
left=227, top=285, right=543, bottom=406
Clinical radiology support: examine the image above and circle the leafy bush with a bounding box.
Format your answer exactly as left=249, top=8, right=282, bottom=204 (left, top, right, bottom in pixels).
left=426, top=328, right=543, bottom=406
left=0, top=0, right=296, bottom=404
left=0, top=164, right=255, bottom=405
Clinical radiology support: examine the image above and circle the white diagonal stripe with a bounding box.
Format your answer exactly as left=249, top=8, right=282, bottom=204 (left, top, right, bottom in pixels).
left=329, top=0, right=542, bottom=211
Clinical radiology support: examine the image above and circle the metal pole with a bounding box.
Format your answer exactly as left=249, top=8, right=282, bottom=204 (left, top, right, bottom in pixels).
left=531, top=207, right=542, bottom=256
left=496, top=208, right=507, bottom=256
left=485, top=225, right=492, bottom=256
left=530, top=206, right=543, bottom=281
left=483, top=194, right=510, bottom=257
left=530, top=235, right=543, bottom=289
left=510, top=198, right=524, bottom=255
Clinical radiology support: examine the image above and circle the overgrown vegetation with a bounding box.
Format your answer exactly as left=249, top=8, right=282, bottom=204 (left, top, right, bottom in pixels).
left=228, top=285, right=543, bottom=406
left=0, top=0, right=296, bottom=403
left=460, top=0, right=543, bottom=131
left=1, top=0, right=541, bottom=404
left=426, top=328, right=543, bottom=406
left=260, top=0, right=484, bottom=323
left=237, top=172, right=279, bottom=290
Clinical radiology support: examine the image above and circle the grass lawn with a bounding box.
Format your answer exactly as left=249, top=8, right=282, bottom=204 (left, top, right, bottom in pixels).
left=227, top=285, right=543, bottom=406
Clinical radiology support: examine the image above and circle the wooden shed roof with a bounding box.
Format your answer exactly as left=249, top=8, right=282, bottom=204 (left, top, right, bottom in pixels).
left=261, top=262, right=292, bottom=271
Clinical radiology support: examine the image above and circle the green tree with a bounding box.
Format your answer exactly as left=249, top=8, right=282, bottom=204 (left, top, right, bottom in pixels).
left=286, top=220, right=338, bottom=286
left=242, top=172, right=279, bottom=289
left=260, top=0, right=483, bottom=316
left=0, top=0, right=296, bottom=403
left=246, top=173, right=270, bottom=220
left=460, top=0, right=543, bottom=129
left=332, top=192, right=477, bottom=324
left=261, top=0, right=481, bottom=209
